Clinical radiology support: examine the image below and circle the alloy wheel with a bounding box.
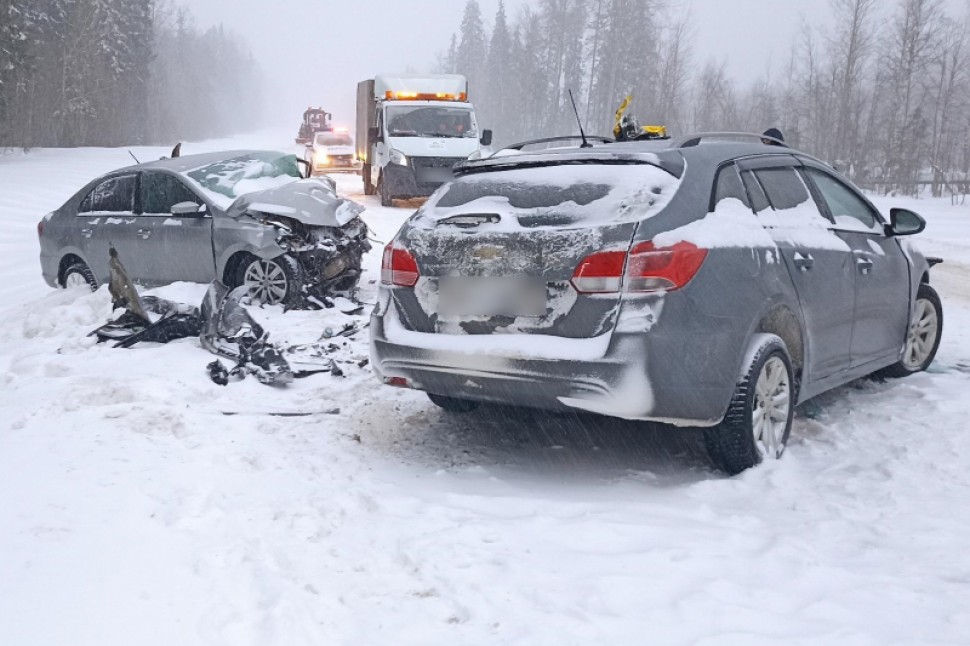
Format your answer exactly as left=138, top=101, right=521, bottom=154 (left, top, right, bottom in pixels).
left=243, top=259, right=288, bottom=305
left=902, top=298, right=940, bottom=370
left=752, top=356, right=791, bottom=459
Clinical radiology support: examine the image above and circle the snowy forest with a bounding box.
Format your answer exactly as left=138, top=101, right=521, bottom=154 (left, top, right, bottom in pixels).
left=441, top=0, right=970, bottom=195
left=0, top=0, right=262, bottom=148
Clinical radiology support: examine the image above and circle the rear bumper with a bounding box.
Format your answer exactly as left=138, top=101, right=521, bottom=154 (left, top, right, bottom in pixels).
left=369, top=304, right=727, bottom=427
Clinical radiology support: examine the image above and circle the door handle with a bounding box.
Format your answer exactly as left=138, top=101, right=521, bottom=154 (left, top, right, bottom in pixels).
left=856, top=256, right=874, bottom=275
left=80, top=228, right=93, bottom=239
left=137, top=228, right=152, bottom=240
left=793, top=251, right=814, bottom=271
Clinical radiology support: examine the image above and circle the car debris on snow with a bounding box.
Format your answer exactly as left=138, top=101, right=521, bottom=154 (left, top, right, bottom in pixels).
left=87, top=248, right=367, bottom=386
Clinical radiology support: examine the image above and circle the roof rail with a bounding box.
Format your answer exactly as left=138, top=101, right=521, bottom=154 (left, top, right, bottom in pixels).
left=673, top=132, right=790, bottom=149
left=494, top=135, right=614, bottom=155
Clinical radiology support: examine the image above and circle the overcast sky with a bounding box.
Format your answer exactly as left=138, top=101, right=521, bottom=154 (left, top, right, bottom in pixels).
left=184, top=0, right=966, bottom=131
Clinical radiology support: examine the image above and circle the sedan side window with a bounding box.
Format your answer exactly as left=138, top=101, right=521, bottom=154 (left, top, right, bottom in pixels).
left=140, top=172, right=201, bottom=215
left=80, top=174, right=136, bottom=213
left=803, top=168, right=879, bottom=231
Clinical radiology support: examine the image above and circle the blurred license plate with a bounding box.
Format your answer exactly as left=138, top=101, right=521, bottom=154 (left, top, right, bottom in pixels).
left=419, top=167, right=454, bottom=183
left=439, top=277, right=545, bottom=317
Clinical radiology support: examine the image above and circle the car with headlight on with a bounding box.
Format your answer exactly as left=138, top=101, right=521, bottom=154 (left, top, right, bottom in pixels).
left=38, top=150, right=371, bottom=306
left=369, top=133, right=943, bottom=474
left=304, top=130, right=362, bottom=176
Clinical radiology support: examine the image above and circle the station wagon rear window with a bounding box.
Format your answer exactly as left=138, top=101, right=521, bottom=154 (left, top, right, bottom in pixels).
left=426, top=163, right=680, bottom=225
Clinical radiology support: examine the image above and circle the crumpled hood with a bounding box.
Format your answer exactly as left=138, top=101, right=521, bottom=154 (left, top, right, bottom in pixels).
left=226, top=178, right=365, bottom=228
left=388, top=136, right=480, bottom=159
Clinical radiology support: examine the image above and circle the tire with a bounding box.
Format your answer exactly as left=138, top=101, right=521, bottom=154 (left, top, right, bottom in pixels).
left=378, top=173, right=393, bottom=207
left=879, top=283, right=943, bottom=378
left=428, top=393, right=479, bottom=413
left=237, top=254, right=302, bottom=306
left=62, top=260, right=97, bottom=291
left=705, top=336, right=795, bottom=475
left=363, top=164, right=375, bottom=196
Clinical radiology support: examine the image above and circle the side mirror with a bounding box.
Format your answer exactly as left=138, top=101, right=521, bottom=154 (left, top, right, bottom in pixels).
left=368, top=126, right=380, bottom=143
left=886, top=208, right=926, bottom=236
left=171, top=201, right=204, bottom=216
left=480, top=129, right=493, bottom=147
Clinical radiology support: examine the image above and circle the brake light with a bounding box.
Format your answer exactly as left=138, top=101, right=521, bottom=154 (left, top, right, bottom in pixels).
left=37, top=220, right=45, bottom=237
left=571, top=241, right=707, bottom=294
left=625, top=241, right=708, bottom=292
left=381, top=243, right=420, bottom=287
left=570, top=249, right=627, bottom=293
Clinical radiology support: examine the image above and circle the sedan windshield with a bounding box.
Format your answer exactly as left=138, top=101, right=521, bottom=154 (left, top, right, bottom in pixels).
left=184, top=152, right=302, bottom=208
left=386, top=106, right=477, bottom=139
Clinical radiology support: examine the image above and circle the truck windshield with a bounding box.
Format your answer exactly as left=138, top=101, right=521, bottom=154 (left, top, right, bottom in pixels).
left=386, top=106, right=477, bottom=139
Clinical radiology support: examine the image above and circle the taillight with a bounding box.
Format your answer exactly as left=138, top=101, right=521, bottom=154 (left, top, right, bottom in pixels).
left=570, top=249, right=626, bottom=293
left=625, top=241, right=708, bottom=292
left=571, top=241, right=707, bottom=294
left=381, top=242, right=420, bottom=287
left=37, top=220, right=45, bottom=238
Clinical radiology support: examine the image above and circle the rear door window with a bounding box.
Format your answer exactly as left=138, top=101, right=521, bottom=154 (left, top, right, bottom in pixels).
left=803, top=167, right=880, bottom=232
left=80, top=174, right=137, bottom=213
left=712, top=163, right=750, bottom=209
left=140, top=172, right=202, bottom=215
left=752, top=166, right=832, bottom=225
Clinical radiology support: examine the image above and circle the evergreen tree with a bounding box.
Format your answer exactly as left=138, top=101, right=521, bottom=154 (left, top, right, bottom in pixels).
left=455, top=0, right=488, bottom=98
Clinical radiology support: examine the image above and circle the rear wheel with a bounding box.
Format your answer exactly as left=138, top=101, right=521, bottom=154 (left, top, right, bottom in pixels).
left=428, top=393, right=479, bottom=413
left=877, top=283, right=943, bottom=378
left=705, top=337, right=795, bottom=475
left=62, top=260, right=97, bottom=291
left=238, top=254, right=302, bottom=306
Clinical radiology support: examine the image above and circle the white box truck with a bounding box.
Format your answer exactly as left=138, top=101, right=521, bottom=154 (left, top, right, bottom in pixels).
left=356, top=74, right=492, bottom=206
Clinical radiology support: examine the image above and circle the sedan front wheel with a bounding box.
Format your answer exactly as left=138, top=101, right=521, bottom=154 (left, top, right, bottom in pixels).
left=239, top=255, right=302, bottom=306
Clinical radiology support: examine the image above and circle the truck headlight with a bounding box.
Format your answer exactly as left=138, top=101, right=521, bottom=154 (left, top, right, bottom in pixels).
left=389, top=148, right=408, bottom=166
left=314, top=152, right=329, bottom=165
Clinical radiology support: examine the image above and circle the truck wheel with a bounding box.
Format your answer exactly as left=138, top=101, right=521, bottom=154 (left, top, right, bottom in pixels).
left=62, top=260, right=98, bottom=291
left=363, top=165, right=375, bottom=196
left=878, top=283, right=943, bottom=378
left=378, top=174, right=393, bottom=207
left=428, top=393, right=479, bottom=413
left=238, top=254, right=302, bottom=306
left=704, top=336, right=794, bottom=475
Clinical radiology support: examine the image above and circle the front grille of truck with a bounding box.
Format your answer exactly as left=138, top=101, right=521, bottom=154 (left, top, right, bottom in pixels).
left=411, top=157, right=464, bottom=170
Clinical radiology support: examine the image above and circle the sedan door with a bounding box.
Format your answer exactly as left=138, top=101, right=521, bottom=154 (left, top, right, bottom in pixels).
left=800, top=165, right=911, bottom=368
left=137, top=171, right=216, bottom=284
left=76, top=173, right=139, bottom=282
left=739, top=158, right=856, bottom=382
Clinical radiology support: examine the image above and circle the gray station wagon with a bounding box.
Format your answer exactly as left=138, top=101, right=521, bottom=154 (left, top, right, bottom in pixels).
left=38, top=150, right=370, bottom=306
left=369, top=134, right=943, bottom=473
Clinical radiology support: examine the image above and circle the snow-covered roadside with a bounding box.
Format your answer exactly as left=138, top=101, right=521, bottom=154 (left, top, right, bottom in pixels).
left=2, top=136, right=970, bottom=645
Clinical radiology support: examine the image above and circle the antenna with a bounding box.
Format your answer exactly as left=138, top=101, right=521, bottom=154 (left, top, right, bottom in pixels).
left=128, top=151, right=141, bottom=165
left=568, top=90, right=592, bottom=148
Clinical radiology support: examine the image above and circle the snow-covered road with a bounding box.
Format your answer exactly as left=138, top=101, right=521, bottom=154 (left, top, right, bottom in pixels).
left=2, top=132, right=970, bottom=645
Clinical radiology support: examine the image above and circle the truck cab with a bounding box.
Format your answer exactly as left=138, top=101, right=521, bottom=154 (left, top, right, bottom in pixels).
left=357, top=74, right=492, bottom=206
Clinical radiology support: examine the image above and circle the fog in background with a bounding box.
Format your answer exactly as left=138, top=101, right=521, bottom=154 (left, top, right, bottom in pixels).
left=2, top=0, right=969, bottom=194
left=187, top=0, right=831, bottom=129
